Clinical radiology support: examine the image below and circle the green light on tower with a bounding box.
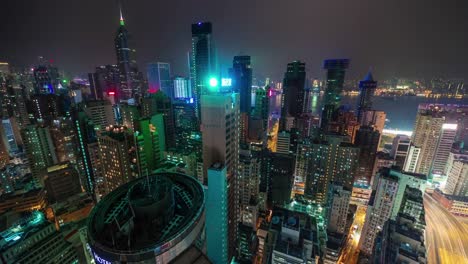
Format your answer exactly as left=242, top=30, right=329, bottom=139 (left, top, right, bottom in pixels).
left=208, top=77, right=219, bottom=92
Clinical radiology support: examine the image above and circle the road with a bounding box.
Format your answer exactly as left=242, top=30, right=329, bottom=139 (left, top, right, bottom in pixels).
left=267, top=120, right=279, bottom=152
left=424, top=193, right=468, bottom=264
left=338, top=206, right=367, bottom=264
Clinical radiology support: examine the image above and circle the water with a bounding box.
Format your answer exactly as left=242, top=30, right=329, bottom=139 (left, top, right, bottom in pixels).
left=270, top=94, right=467, bottom=131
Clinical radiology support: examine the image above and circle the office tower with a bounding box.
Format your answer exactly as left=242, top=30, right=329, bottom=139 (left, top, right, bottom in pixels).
left=83, top=100, right=115, bottom=131
left=191, top=22, right=216, bottom=118
left=239, top=150, right=260, bottom=209
left=431, top=123, right=457, bottom=175
left=231, top=56, right=252, bottom=113
left=201, top=93, right=239, bottom=259
left=44, top=163, right=82, bottom=203
left=88, top=65, right=120, bottom=100
left=355, top=126, right=380, bottom=185
left=444, top=156, right=468, bottom=196
left=325, top=183, right=351, bottom=234
left=321, top=59, right=350, bottom=129
left=33, top=64, right=60, bottom=94
left=173, top=77, right=192, bottom=99
left=0, top=211, right=78, bottom=263
left=279, top=61, right=306, bottom=131
left=267, top=152, right=295, bottom=206
left=411, top=110, right=445, bottom=175
left=357, top=71, right=377, bottom=120
left=276, top=131, right=291, bottom=155
left=30, top=94, right=69, bottom=122
left=114, top=9, right=143, bottom=100
left=147, top=62, right=172, bottom=97
left=87, top=172, right=206, bottom=263
left=325, top=108, right=361, bottom=142
left=206, top=164, right=229, bottom=264
left=1, top=118, right=21, bottom=154
left=305, top=135, right=360, bottom=204
left=391, top=135, right=411, bottom=168
left=252, top=86, right=270, bottom=135
left=73, top=111, right=97, bottom=197
left=21, top=125, right=57, bottom=185
left=360, top=168, right=427, bottom=255
left=389, top=169, right=427, bottom=219
left=403, top=145, right=421, bottom=173
left=120, top=103, right=140, bottom=132
left=173, top=99, right=199, bottom=153
left=359, top=169, right=399, bottom=255
left=372, top=187, right=426, bottom=264
left=134, top=118, right=162, bottom=174
left=141, top=91, right=176, bottom=149
left=98, top=125, right=136, bottom=195
left=49, top=118, right=79, bottom=164
left=270, top=207, right=316, bottom=264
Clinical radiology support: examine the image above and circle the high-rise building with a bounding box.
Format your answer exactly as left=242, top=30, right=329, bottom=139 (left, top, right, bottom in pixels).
left=321, top=59, right=350, bottom=129
left=267, top=153, right=295, bottom=206
left=98, top=125, right=136, bottom=195
left=279, top=61, right=306, bottom=131
left=431, top=123, right=457, bottom=175
left=114, top=9, right=143, bottom=100
left=0, top=211, right=78, bottom=263
left=191, top=22, right=216, bottom=118
left=1, top=118, right=21, bottom=154
left=356, top=71, right=377, bottom=120
left=355, top=126, right=380, bottom=185
left=403, top=145, right=421, bottom=173
left=358, top=110, right=386, bottom=135
left=21, top=125, right=57, bottom=185
left=87, top=172, right=206, bottom=264
left=173, top=77, right=192, bottom=99
left=391, top=135, right=411, bottom=168
left=276, top=131, right=291, bottom=155
left=44, top=163, right=82, bottom=203
left=206, top=164, right=229, bottom=264
left=305, top=135, right=360, bottom=204
left=444, top=155, right=468, bottom=196
left=88, top=65, right=120, bottom=100
left=231, top=56, right=252, bottom=113
left=411, top=110, right=445, bottom=175
left=141, top=91, right=176, bottom=149
left=359, top=168, right=427, bottom=255
left=201, top=93, right=239, bottom=259
left=134, top=118, right=163, bottom=174
left=239, top=150, right=260, bottom=209
left=325, top=183, right=351, bottom=234
left=147, top=62, right=172, bottom=97
left=33, top=64, right=60, bottom=94
left=83, top=100, right=115, bottom=131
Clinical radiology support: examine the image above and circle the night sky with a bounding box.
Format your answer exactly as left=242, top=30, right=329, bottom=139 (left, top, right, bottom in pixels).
left=1, top=0, right=467, bottom=81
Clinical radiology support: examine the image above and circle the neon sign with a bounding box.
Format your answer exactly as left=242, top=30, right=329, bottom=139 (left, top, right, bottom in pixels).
left=221, top=78, right=232, bottom=87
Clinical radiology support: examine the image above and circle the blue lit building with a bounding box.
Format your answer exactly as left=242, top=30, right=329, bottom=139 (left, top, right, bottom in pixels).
left=206, top=164, right=228, bottom=264
left=147, top=62, right=172, bottom=97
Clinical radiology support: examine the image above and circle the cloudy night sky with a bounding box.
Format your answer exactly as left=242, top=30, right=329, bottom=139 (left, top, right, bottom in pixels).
left=1, top=0, right=467, bottom=81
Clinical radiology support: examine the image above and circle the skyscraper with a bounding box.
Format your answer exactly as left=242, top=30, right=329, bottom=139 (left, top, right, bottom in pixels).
left=390, top=134, right=411, bottom=168
left=321, top=59, right=350, bottom=129
left=279, top=61, right=306, bottom=131
left=191, top=22, right=215, bottom=118
left=206, top=164, right=229, bottom=264
left=147, top=62, right=172, bottom=97
left=325, top=183, right=351, bottom=234
left=355, top=126, right=380, bottom=185
left=356, top=71, right=377, bottom=120
left=431, top=123, right=457, bottom=175
left=201, top=93, right=239, bottom=260
left=173, top=77, right=192, bottom=99
left=114, top=8, right=143, bottom=100
left=98, top=125, right=136, bottom=195
left=33, top=64, right=60, bottom=94
left=444, top=155, right=468, bottom=196
left=231, top=56, right=252, bottom=113
left=412, top=110, right=445, bottom=175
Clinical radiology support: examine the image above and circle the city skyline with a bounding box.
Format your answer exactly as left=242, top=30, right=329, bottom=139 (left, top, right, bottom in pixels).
left=1, top=0, right=468, bottom=80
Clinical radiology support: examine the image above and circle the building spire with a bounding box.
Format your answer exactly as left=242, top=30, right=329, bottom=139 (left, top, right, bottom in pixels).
left=119, top=1, right=125, bottom=26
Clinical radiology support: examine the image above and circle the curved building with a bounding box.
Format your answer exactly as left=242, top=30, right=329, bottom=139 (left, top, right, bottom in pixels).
left=87, top=172, right=205, bottom=263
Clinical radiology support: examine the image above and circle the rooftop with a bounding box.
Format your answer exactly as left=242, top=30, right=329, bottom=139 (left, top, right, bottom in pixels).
left=0, top=211, right=48, bottom=251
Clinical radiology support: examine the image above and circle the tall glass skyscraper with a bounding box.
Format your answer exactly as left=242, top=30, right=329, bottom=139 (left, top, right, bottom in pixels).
left=147, top=62, right=172, bottom=98
left=279, top=61, right=306, bottom=131
left=191, top=22, right=215, bottom=118
left=321, top=59, right=350, bottom=129
left=231, top=55, right=252, bottom=113
left=357, top=71, right=377, bottom=120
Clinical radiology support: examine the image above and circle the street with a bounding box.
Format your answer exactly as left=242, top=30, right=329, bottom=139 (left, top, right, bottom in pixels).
left=338, top=206, right=367, bottom=264
left=424, top=193, right=468, bottom=264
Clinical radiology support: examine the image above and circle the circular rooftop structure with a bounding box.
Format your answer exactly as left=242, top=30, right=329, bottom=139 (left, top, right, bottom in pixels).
left=87, top=172, right=205, bottom=263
